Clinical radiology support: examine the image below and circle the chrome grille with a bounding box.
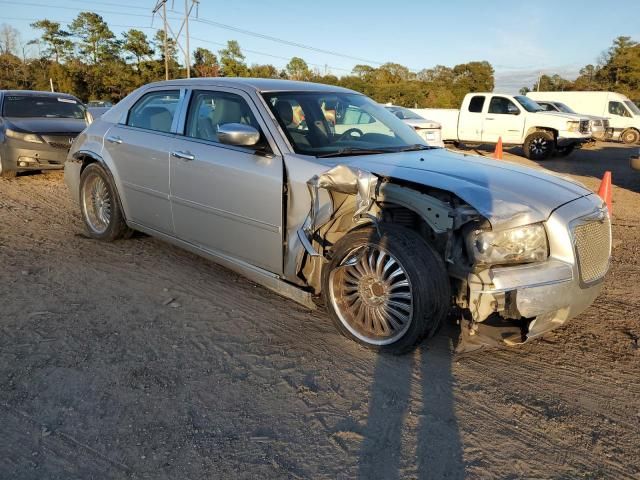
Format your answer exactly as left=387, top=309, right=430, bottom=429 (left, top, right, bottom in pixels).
left=573, top=214, right=611, bottom=284
left=579, top=120, right=590, bottom=134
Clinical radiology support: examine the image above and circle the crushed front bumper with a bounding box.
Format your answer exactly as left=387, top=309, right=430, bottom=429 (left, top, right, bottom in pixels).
left=465, top=194, right=610, bottom=347
left=0, top=138, right=71, bottom=174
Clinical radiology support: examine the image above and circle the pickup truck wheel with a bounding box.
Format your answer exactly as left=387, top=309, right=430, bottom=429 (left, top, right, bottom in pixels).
left=323, top=224, right=450, bottom=355
left=524, top=131, right=554, bottom=160
left=80, top=163, right=132, bottom=241
left=621, top=128, right=640, bottom=145
left=555, top=144, right=575, bottom=157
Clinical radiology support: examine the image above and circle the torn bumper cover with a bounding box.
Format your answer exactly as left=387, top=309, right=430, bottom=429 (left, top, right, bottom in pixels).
left=462, top=195, right=610, bottom=350
left=297, top=165, right=379, bottom=256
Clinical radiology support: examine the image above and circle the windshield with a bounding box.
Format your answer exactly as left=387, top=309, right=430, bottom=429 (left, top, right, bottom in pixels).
left=624, top=100, right=640, bottom=116
left=262, top=92, right=427, bottom=157
left=385, top=106, right=424, bottom=120
left=554, top=102, right=576, bottom=114
left=514, top=95, right=544, bottom=112
left=2, top=95, right=86, bottom=119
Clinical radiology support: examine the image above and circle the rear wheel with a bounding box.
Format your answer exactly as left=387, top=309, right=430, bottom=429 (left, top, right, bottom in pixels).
left=322, top=225, right=450, bottom=355
left=621, top=128, right=640, bottom=145
left=523, top=131, right=554, bottom=160
left=80, top=163, right=132, bottom=241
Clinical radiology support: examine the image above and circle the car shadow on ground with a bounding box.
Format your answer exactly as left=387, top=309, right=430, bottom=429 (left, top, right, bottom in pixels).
left=357, top=324, right=465, bottom=479
left=452, top=142, right=640, bottom=195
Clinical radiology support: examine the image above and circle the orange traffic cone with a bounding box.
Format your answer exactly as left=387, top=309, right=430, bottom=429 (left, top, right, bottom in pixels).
left=493, top=137, right=503, bottom=160
left=597, top=171, right=612, bottom=214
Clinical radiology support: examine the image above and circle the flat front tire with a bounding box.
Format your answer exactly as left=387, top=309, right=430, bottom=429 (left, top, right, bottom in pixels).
left=80, top=163, right=132, bottom=241
left=322, top=224, right=450, bottom=355
left=524, top=131, right=554, bottom=160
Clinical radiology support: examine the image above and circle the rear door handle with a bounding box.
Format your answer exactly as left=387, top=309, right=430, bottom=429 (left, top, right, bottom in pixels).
left=106, top=135, right=122, bottom=144
left=484, top=118, right=495, bottom=121
left=171, top=150, right=195, bottom=161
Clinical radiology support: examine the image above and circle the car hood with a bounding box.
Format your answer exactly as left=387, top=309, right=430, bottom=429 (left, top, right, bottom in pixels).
left=348, top=149, right=594, bottom=229
left=4, top=117, right=87, bottom=134
left=535, top=111, right=587, bottom=122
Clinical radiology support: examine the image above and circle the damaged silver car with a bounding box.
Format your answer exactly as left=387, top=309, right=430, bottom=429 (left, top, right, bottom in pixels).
left=64, top=79, right=611, bottom=354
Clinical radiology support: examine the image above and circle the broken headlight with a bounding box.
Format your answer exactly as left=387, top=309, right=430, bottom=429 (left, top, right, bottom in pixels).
left=468, top=223, right=548, bottom=266
left=5, top=129, right=44, bottom=144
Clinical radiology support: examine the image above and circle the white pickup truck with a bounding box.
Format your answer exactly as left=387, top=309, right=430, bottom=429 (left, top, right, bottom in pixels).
left=413, top=93, right=592, bottom=160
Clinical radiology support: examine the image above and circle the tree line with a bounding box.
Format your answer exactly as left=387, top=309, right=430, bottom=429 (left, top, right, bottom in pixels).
left=520, top=36, right=640, bottom=103
left=0, top=11, right=494, bottom=107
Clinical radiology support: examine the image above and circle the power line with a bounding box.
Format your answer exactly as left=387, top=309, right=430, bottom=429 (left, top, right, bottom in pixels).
left=6, top=15, right=353, bottom=74
left=189, top=16, right=385, bottom=66
left=1, top=0, right=387, bottom=68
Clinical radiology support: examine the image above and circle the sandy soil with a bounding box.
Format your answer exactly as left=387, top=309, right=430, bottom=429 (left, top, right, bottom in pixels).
left=1, top=143, right=639, bottom=479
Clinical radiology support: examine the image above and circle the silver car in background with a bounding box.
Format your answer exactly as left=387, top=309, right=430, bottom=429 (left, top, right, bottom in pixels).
left=536, top=100, right=613, bottom=142
left=65, top=78, right=611, bottom=354
left=384, top=104, right=444, bottom=148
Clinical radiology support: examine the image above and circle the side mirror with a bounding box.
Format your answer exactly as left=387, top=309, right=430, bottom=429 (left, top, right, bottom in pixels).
left=394, top=111, right=404, bottom=119
left=217, top=123, right=260, bottom=147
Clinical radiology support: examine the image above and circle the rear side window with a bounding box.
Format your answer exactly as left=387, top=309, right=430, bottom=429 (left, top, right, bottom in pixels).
left=127, top=90, right=180, bottom=133
left=468, top=96, right=485, bottom=113
left=184, top=90, right=263, bottom=146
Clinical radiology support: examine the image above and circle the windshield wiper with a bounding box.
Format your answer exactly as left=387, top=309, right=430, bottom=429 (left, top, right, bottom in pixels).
left=395, top=144, right=437, bottom=152
left=317, top=147, right=396, bottom=158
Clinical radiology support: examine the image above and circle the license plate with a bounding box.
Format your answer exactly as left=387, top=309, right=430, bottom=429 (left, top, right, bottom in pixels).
left=426, top=133, right=435, bottom=140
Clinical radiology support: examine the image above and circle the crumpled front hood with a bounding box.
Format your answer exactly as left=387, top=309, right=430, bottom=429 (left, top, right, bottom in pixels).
left=5, top=117, right=87, bottom=134
left=348, top=149, right=594, bottom=229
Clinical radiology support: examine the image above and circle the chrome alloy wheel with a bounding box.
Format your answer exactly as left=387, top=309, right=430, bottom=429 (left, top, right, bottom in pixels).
left=81, top=172, right=112, bottom=234
left=329, top=245, right=414, bottom=345
left=530, top=137, right=550, bottom=156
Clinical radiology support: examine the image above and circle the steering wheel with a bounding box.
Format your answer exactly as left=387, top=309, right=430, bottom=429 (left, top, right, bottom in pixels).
left=336, top=128, right=364, bottom=142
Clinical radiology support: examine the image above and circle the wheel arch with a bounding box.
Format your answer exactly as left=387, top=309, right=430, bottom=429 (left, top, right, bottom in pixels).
left=297, top=179, right=479, bottom=295
left=72, top=150, right=130, bottom=224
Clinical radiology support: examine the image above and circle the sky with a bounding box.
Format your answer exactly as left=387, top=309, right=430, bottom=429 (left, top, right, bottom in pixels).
left=2, top=0, right=639, bottom=93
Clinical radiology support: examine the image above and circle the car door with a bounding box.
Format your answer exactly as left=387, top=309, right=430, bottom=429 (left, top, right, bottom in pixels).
left=169, top=88, right=283, bottom=274
left=103, top=88, right=183, bottom=234
left=458, top=94, right=485, bottom=141
left=607, top=100, right=632, bottom=135
left=482, top=96, right=525, bottom=144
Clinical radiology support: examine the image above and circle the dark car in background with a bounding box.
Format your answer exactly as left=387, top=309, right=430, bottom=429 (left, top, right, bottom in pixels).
left=0, top=90, right=89, bottom=178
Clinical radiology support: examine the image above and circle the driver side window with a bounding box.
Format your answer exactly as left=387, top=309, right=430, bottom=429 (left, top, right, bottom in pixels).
left=184, top=90, right=263, bottom=147
left=489, top=97, right=519, bottom=115
left=608, top=101, right=630, bottom=117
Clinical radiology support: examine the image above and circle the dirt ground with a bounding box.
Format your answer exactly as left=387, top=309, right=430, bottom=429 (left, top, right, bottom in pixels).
left=1, top=142, right=639, bottom=479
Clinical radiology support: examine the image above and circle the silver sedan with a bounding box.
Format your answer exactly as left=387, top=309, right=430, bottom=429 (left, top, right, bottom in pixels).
left=65, top=78, right=611, bottom=354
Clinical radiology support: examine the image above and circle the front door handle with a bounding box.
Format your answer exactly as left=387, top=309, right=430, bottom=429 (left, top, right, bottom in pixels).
left=484, top=117, right=495, bottom=121
left=171, top=150, right=195, bottom=161
left=106, top=135, right=122, bottom=144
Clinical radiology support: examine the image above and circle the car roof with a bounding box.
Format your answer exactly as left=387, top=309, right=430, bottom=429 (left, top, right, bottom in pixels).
left=143, top=77, right=359, bottom=94
left=0, top=89, right=80, bottom=99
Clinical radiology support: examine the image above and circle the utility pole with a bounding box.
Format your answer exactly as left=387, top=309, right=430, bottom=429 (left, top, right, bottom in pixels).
left=152, top=0, right=199, bottom=80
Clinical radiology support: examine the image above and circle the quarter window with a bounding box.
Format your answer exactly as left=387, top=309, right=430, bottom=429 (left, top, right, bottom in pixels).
left=468, top=96, right=485, bottom=113
left=127, top=90, right=180, bottom=133
left=185, top=90, right=263, bottom=147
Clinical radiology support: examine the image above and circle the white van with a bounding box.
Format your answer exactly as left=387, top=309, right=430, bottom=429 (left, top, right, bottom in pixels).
left=527, top=91, right=640, bottom=144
